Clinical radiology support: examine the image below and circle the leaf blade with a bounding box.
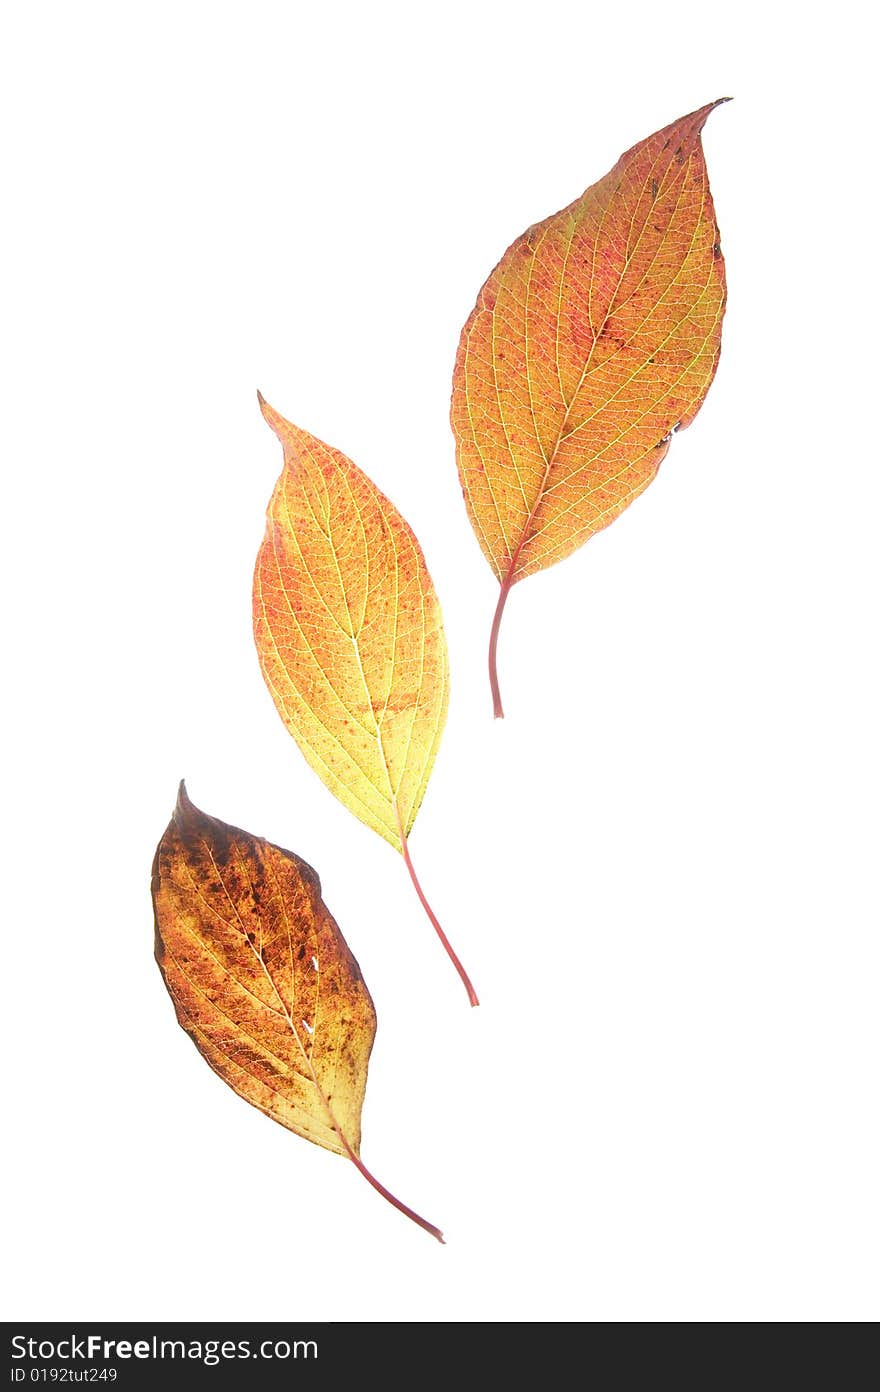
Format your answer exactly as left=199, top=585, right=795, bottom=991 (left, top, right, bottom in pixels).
left=152, top=781, right=376, bottom=1156
left=452, top=101, right=729, bottom=711
left=253, top=396, right=449, bottom=848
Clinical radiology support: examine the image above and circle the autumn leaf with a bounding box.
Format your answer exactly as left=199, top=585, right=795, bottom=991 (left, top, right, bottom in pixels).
left=451, top=100, right=730, bottom=716
left=152, top=782, right=444, bottom=1242
left=253, top=396, right=478, bottom=1006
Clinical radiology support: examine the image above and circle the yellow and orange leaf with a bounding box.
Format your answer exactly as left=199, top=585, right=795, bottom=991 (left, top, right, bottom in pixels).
left=152, top=782, right=443, bottom=1241
left=451, top=101, right=729, bottom=716
left=253, top=398, right=477, bottom=1005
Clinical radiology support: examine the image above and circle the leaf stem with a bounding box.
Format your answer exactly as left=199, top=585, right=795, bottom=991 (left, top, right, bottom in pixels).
left=394, top=805, right=479, bottom=1007
left=340, top=1141, right=445, bottom=1243
left=488, top=575, right=515, bottom=719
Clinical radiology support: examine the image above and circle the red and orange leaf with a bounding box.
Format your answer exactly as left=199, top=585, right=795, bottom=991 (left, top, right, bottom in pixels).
left=253, top=399, right=477, bottom=1005
left=152, top=782, right=443, bottom=1241
left=451, top=101, right=729, bottom=715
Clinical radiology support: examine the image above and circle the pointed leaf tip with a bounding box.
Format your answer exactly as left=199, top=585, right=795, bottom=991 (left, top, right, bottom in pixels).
left=691, top=96, right=732, bottom=137
left=172, top=779, right=204, bottom=838
left=257, top=391, right=286, bottom=442
left=169, top=779, right=217, bottom=840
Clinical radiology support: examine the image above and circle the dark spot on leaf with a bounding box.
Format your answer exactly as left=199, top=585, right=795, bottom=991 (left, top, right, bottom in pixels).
left=597, top=324, right=625, bottom=349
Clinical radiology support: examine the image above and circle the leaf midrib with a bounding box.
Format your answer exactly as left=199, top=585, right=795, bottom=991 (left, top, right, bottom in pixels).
left=499, top=130, right=700, bottom=587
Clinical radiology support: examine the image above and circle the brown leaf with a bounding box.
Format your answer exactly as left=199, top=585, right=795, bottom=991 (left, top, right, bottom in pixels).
left=152, top=782, right=443, bottom=1240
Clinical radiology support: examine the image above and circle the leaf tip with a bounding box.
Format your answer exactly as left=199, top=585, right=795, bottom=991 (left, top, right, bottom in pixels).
left=257, top=390, right=286, bottom=442
left=703, top=96, right=733, bottom=129
left=172, top=779, right=203, bottom=838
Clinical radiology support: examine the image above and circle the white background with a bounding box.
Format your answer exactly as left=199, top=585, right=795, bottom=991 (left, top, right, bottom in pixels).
left=2, top=0, right=877, bottom=1323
